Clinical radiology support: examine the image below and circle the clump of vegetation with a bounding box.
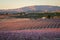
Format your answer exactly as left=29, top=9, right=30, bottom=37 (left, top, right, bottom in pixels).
left=0, top=12, right=60, bottom=19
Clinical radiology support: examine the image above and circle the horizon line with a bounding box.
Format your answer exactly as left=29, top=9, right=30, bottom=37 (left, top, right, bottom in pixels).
left=0, top=5, right=60, bottom=10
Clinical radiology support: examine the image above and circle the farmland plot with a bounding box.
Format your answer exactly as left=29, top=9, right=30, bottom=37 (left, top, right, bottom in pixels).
left=0, top=28, right=60, bottom=40
left=0, top=18, right=60, bottom=30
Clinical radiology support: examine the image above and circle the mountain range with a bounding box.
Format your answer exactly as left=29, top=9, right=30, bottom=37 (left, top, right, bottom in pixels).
left=0, top=5, right=60, bottom=14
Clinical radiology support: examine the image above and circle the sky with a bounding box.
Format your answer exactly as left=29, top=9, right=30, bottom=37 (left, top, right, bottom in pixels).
left=0, top=0, right=60, bottom=9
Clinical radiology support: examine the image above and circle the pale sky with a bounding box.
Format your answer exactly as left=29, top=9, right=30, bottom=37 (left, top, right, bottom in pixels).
left=0, top=0, right=60, bottom=9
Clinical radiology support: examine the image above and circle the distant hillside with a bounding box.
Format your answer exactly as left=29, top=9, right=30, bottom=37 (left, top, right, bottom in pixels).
left=0, top=5, right=60, bottom=13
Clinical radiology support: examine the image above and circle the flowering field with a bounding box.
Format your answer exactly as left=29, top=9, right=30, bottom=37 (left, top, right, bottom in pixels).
left=0, top=18, right=60, bottom=30
left=0, top=28, right=60, bottom=40
left=0, top=18, right=60, bottom=40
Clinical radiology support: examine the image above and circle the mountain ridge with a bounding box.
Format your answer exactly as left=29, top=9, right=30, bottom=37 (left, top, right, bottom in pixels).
left=0, top=5, right=60, bottom=13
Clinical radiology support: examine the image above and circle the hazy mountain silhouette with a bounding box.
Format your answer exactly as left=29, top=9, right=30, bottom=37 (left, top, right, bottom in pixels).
left=0, top=5, right=60, bottom=13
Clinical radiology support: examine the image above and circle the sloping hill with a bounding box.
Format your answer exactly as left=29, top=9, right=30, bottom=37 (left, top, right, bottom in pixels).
left=0, top=5, right=60, bottom=13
